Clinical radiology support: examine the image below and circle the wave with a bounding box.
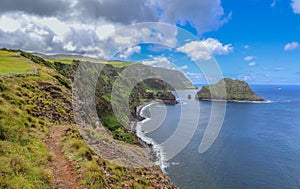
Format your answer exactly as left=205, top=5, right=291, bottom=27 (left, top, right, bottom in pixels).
left=231, top=100, right=272, bottom=104
left=135, top=102, right=169, bottom=173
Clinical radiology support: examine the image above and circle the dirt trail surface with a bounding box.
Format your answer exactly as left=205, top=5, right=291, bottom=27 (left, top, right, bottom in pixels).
left=45, top=125, right=81, bottom=189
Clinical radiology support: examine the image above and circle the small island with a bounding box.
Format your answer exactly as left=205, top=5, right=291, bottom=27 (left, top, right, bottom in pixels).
left=196, top=78, right=265, bottom=102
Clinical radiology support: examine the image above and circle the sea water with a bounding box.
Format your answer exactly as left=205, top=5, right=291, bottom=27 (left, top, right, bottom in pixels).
left=138, top=85, right=300, bottom=189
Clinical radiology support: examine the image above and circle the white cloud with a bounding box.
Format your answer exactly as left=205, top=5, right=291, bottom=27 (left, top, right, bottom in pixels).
left=248, top=62, right=256, bottom=66
left=142, top=56, right=175, bottom=70
left=178, top=65, right=189, bottom=70
left=273, top=67, right=285, bottom=71
left=284, top=41, right=299, bottom=51
left=271, top=0, right=277, bottom=7
left=244, top=56, right=254, bottom=61
left=0, top=14, right=180, bottom=59
left=63, top=42, right=76, bottom=51
left=154, top=0, right=231, bottom=34
left=0, top=15, right=21, bottom=32
left=185, top=72, right=204, bottom=79
left=244, top=45, right=250, bottom=49
left=96, top=24, right=116, bottom=40
left=291, top=0, right=300, bottom=14
left=0, top=0, right=230, bottom=57
left=177, top=38, right=233, bottom=61
left=118, top=46, right=141, bottom=59
left=141, top=56, right=189, bottom=72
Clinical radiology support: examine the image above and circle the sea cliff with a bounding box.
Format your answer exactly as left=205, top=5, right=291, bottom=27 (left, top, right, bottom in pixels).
left=0, top=49, right=180, bottom=188
left=196, top=78, right=265, bottom=102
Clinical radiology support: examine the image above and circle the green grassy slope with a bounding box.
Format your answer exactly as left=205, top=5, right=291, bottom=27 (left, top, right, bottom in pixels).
left=0, top=49, right=177, bottom=188
left=37, top=53, right=135, bottom=68
left=0, top=59, right=70, bottom=188
left=0, top=49, right=34, bottom=75
left=196, top=78, right=265, bottom=101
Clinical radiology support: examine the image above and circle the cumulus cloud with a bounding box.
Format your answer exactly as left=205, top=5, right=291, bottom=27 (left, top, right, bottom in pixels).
left=142, top=56, right=175, bottom=70
left=141, top=56, right=189, bottom=73
left=177, top=38, right=233, bottom=61
left=284, top=41, right=299, bottom=51
left=154, top=0, right=231, bottom=34
left=244, top=56, right=255, bottom=61
left=0, top=0, right=70, bottom=17
left=118, top=46, right=141, bottom=59
left=0, top=14, right=179, bottom=58
left=248, top=62, right=256, bottom=66
left=74, top=0, right=158, bottom=24
left=244, top=45, right=250, bottom=49
left=0, top=0, right=230, bottom=57
left=0, top=0, right=229, bottom=34
left=185, top=72, right=204, bottom=80
left=291, top=0, right=300, bottom=14
left=0, top=18, right=58, bottom=52
left=177, top=65, right=189, bottom=70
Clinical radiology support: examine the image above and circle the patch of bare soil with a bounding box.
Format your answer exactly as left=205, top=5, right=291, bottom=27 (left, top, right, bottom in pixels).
left=45, top=125, right=81, bottom=189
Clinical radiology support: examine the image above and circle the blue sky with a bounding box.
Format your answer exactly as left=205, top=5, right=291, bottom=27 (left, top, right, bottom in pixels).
left=0, top=0, right=299, bottom=84
left=205, top=0, right=300, bottom=84
left=117, top=0, right=300, bottom=84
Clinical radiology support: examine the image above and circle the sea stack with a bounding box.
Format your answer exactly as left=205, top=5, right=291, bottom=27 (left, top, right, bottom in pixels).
left=196, top=78, right=265, bottom=102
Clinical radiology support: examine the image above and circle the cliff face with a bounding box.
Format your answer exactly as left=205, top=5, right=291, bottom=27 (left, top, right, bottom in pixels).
left=196, top=78, right=265, bottom=101
left=0, top=49, right=178, bottom=188
left=57, top=61, right=189, bottom=144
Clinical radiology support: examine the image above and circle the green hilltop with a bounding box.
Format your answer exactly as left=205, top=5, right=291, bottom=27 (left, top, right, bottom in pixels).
left=196, top=78, right=265, bottom=102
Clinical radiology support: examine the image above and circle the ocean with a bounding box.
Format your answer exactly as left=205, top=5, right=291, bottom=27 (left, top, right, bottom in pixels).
left=137, top=85, right=300, bottom=189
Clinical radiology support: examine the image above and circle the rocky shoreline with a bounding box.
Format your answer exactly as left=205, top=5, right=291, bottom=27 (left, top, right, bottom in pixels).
left=133, top=101, right=161, bottom=166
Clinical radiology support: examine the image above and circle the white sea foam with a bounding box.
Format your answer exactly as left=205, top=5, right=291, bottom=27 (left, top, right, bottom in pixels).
left=135, top=102, right=169, bottom=173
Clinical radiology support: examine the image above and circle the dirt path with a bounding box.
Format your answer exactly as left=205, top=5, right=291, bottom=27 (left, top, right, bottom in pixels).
left=45, top=125, right=81, bottom=189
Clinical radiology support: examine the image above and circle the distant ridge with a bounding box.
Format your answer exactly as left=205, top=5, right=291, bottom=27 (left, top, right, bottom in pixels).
left=34, top=53, right=106, bottom=62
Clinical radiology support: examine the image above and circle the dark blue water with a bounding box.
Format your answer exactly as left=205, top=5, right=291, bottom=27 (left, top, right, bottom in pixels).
left=141, top=85, right=300, bottom=189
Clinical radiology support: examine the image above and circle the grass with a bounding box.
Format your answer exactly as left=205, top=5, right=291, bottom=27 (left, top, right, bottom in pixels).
left=0, top=50, right=34, bottom=76
left=61, top=126, right=166, bottom=189
left=106, top=61, right=135, bottom=68
left=0, top=78, right=53, bottom=188
left=0, top=49, right=176, bottom=188
left=0, top=52, right=74, bottom=188
left=45, top=56, right=135, bottom=68
left=44, top=58, right=74, bottom=65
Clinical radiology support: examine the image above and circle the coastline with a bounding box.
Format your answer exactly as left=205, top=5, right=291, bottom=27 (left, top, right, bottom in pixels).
left=133, top=101, right=168, bottom=173
left=198, top=98, right=271, bottom=103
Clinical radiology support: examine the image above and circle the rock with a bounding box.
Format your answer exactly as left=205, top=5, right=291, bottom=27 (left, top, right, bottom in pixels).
left=196, top=78, right=265, bottom=102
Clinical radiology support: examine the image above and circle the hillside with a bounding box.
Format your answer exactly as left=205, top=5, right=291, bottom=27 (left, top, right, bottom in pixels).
left=0, top=48, right=179, bottom=188
left=196, top=78, right=265, bottom=102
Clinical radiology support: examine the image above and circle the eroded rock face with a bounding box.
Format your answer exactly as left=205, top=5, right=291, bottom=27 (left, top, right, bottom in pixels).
left=196, top=78, right=265, bottom=102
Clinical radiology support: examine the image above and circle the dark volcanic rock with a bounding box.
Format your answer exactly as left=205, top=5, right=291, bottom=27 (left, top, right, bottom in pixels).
left=196, top=78, right=265, bottom=102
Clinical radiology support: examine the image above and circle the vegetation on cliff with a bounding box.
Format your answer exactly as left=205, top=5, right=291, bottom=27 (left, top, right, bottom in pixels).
left=0, top=48, right=180, bottom=188
left=196, top=78, right=265, bottom=101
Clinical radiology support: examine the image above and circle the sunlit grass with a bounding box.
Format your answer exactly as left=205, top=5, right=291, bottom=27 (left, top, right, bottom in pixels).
left=44, top=58, right=74, bottom=65
left=45, top=56, right=135, bottom=68
left=106, top=61, right=135, bottom=68
left=0, top=50, right=34, bottom=75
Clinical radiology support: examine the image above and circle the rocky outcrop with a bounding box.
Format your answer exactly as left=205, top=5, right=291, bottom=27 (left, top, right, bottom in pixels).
left=196, top=78, right=265, bottom=102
